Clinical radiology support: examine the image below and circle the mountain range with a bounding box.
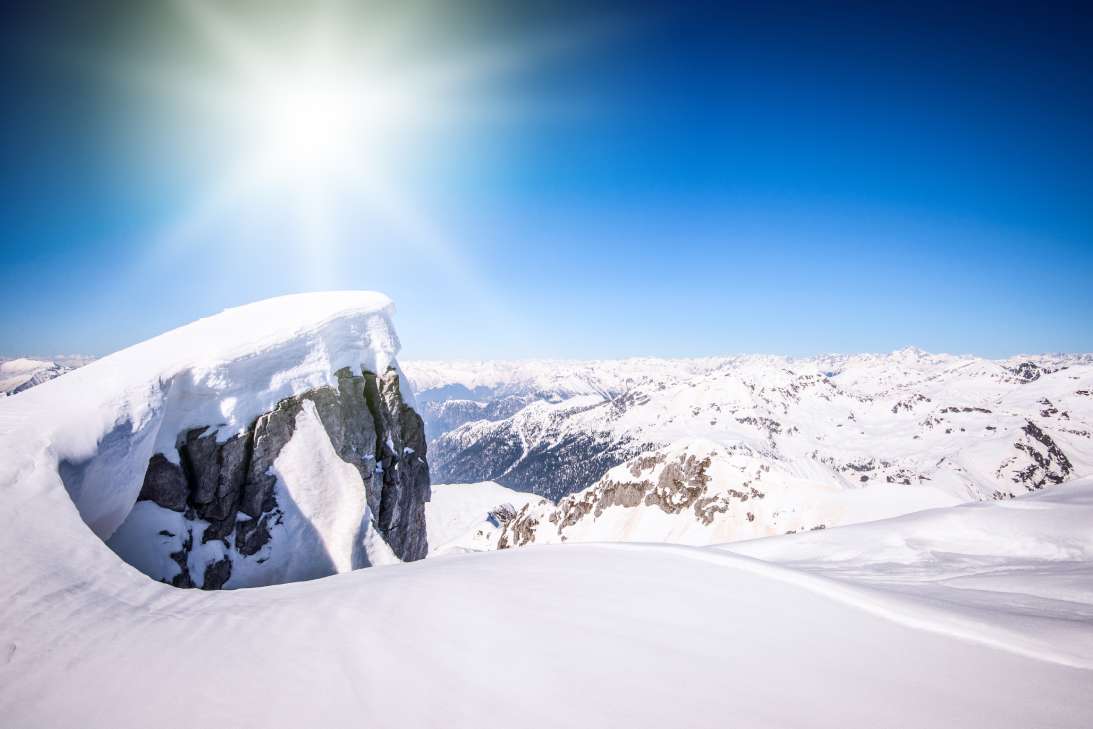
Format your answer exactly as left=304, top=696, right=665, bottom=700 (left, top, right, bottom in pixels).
left=404, top=350, right=1092, bottom=549
left=2, top=296, right=1091, bottom=728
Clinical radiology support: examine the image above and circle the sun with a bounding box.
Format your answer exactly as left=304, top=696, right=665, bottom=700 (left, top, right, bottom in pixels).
left=241, top=58, right=430, bottom=183
left=253, top=75, right=359, bottom=176
left=118, top=0, right=483, bottom=282
left=117, top=0, right=594, bottom=289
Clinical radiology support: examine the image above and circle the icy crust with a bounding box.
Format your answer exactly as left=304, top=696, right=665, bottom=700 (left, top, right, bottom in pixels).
left=2, top=292, right=399, bottom=540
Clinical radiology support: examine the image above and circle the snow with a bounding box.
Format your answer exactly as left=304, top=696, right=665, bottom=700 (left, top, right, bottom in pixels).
left=426, top=481, right=548, bottom=554
left=0, top=357, right=71, bottom=395
left=0, top=291, right=398, bottom=540
left=184, top=397, right=398, bottom=588
left=2, top=306, right=1092, bottom=727
left=409, top=349, right=1093, bottom=543
left=721, top=477, right=1093, bottom=669
left=513, top=439, right=964, bottom=548
left=3, top=487, right=1093, bottom=727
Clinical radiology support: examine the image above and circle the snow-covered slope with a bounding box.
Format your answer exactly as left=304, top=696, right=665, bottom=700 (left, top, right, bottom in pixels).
left=2, top=476, right=1092, bottom=727
left=404, top=351, right=1093, bottom=546
left=0, top=292, right=430, bottom=591
left=426, top=481, right=549, bottom=555
left=722, top=477, right=1093, bottom=668
left=2, top=303, right=1091, bottom=727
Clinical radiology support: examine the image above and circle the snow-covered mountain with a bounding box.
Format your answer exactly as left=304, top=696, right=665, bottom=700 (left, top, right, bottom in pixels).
left=2, top=297, right=1092, bottom=727
left=425, top=481, right=546, bottom=555
left=0, top=356, right=83, bottom=395
left=0, top=293, right=430, bottom=591
left=404, top=350, right=1093, bottom=548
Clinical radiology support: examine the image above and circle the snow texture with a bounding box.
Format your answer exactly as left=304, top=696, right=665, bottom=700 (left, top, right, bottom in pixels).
left=2, top=482, right=1092, bottom=727
left=2, top=305, right=1091, bottom=727
left=2, top=291, right=399, bottom=541
left=407, top=349, right=1093, bottom=545
left=426, top=481, right=549, bottom=555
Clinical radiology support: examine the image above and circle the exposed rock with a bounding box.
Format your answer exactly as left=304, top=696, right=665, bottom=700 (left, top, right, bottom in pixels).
left=496, top=450, right=719, bottom=546
left=1008, top=361, right=1062, bottom=383
left=202, top=558, right=232, bottom=590
left=129, top=366, right=430, bottom=588
left=366, top=368, right=431, bottom=561
left=891, top=393, right=931, bottom=414
left=496, top=503, right=540, bottom=549
left=642, top=453, right=713, bottom=514
left=1012, top=421, right=1073, bottom=490
left=137, top=455, right=189, bottom=512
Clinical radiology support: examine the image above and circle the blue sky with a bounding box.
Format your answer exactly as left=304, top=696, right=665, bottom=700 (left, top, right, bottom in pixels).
left=1, top=1, right=1091, bottom=360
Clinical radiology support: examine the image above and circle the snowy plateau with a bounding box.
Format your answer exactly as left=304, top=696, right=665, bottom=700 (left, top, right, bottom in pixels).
left=1, top=293, right=1091, bottom=728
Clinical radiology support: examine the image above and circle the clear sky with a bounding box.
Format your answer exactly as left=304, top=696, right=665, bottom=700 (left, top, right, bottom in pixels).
left=1, top=1, right=1091, bottom=360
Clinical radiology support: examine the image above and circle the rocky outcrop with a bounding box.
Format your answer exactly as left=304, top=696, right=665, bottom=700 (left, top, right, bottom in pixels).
left=368, top=367, right=431, bottom=560
left=1011, top=421, right=1073, bottom=490
left=1008, top=361, right=1066, bottom=384
left=128, top=366, right=430, bottom=589
left=496, top=449, right=726, bottom=548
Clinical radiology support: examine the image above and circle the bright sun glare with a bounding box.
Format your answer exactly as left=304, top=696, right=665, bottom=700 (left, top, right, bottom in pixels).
left=120, top=0, right=589, bottom=291
left=129, top=0, right=509, bottom=280
left=255, top=77, right=358, bottom=174
left=247, top=66, right=424, bottom=180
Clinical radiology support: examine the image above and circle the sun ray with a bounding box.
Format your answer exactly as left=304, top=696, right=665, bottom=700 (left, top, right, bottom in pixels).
left=106, top=0, right=612, bottom=314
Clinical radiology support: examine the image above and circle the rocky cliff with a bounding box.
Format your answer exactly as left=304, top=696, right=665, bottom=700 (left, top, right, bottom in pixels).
left=108, top=366, right=430, bottom=589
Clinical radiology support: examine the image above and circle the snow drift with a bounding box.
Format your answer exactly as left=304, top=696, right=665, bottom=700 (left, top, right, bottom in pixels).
left=1, top=298, right=1091, bottom=728
left=0, top=292, right=430, bottom=590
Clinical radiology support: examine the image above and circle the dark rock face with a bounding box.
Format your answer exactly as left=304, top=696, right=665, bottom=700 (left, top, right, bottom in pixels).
left=139, top=455, right=189, bottom=512
left=1011, top=420, right=1074, bottom=490
left=133, top=366, right=430, bottom=589
left=367, top=368, right=431, bottom=561
left=1008, top=361, right=1063, bottom=384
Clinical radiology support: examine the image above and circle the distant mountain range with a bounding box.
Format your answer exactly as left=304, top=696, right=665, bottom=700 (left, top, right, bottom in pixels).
left=0, top=355, right=96, bottom=396
left=403, top=349, right=1093, bottom=548
left=3, top=299, right=1091, bottom=728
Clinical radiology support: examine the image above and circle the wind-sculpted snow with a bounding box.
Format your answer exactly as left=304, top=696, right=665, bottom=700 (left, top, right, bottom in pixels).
left=0, top=292, right=429, bottom=591
left=3, top=489, right=1093, bottom=727
left=405, top=349, right=1093, bottom=544
left=721, top=477, right=1093, bottom=669
left=2, top=312, right=1092, bottom=726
